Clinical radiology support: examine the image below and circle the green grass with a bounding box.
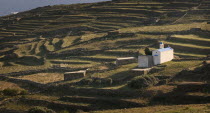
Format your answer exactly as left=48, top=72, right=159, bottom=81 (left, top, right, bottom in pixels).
left=0, top=0, right=210, bottom=111
left=91, top=63, right=136, bottom=79
left=44, top=41, right=55, bottom=52
left=171, top=35, right=210, bottom=42
left=174, top=52, right=206, bottom=57
left=15, top=73, right=64, bottom=84
left=163, top=41, right=210, bottom=49
left=150, top=60, right=202, bottom=76
left=93, top=104, right=210, bottom=113
left=0, top=60, right=51, bottom=74
left=0, top=102, right=32, bottom=111
left=50, top=58, right=99, bottom=69
left=61, top=36, right=80, bottom=48
left=119, top=23, right=206, bottom=33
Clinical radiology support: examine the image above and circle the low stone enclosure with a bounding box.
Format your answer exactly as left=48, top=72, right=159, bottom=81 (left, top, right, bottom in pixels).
left=64, top=70, right=87, bottom=81
left=107, top=30, right=119, bottom=36
left=115, top=57, right=137, bottom=66
left=130, top=68, right=152, bottom=76
left=138, top=56, right=154, bottom=68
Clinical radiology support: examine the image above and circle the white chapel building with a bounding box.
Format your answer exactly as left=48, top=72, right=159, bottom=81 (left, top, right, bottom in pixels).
left=138, top=42, right=174, bottom=68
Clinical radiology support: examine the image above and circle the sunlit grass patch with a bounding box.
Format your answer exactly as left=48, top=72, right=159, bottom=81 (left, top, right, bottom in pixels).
left=163, top=41, right=210, bottom=49
left=174, top=52, right=206, bottom=58
left=0, top=60, right=51, bottom=74
left=15, top=73, right=64, bottom=84
left=61, top=36, right=80, bottom=48
left=120, top=22, right=206, bottom=33
left=93, top=104, right=210, bottom=113
left=150, top=60, right=202, bottom=76
left=171, top=34, right=210, bottom=41
left=0, top=102, right=32, bottom=111
left=0, top=81, right=23, bottom=90
left=91, top=63, right=136, bottom=78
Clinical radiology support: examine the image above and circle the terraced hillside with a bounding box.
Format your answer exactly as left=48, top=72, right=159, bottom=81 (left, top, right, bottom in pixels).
left=0, top=0, right=210, bottom=112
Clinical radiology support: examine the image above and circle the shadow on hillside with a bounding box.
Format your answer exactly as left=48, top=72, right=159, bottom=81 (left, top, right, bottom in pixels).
left=102, top=50, right=138, bottom=57
left=168, top=36, right=210, bottom=45
left=77, top=57, right=116, bottom=62
left=171, top=44, right=209, bottom=54
left=136, top=29, right=210, bottom=37
left=151, top=64, right=210, bottom=105
left=108, top=70, right=136, bottom=85
left=0, top=34, right=38, bottom=44
left=116, top=38, right=157, bottom=45
left=87, top=8, right=161, bottom=16
left=44, top=84, right=142, bottom=98
left=0, top=76, right=46, bottom=92
left=59, top=96, right=144, bottom=111
left=50, top=61, right=91, bottom=65
left=150, top=84, right=210, bottom=105
left=46, top=33, right=137, bottom=59
left=93, top=22, right=127, bottom=28
left=121, top=45, right=147, bottom=49
left=100, top=19, right=145, bottom=26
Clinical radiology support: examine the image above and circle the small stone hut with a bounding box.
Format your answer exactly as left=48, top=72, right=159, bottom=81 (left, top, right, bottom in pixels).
left=64, top=70, right=86, bottom=81
left=115, top=57, right=137, bottom=66
left=131, top=68, right=151, bottom=76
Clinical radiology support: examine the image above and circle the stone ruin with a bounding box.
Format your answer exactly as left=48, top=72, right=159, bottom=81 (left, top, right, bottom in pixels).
left=64, top=70, right=87, bottom=81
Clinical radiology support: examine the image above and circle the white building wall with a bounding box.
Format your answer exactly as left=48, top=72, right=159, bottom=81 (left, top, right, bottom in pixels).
left=152, top=49, right=173, bottom=65
left=153, top=56, right=160, bottom=65
left=152, top=50, right=161, bottom=65
left=160, top=49, right=174, bottom=64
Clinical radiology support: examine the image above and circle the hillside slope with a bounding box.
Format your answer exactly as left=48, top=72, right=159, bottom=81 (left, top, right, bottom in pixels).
left=0, top=0, right=209, bottom=72
left=0, top=0, right=210, bottom=112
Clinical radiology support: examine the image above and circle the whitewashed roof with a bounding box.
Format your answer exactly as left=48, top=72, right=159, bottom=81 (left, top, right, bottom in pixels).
left=157, top=47, right=173, bottom=52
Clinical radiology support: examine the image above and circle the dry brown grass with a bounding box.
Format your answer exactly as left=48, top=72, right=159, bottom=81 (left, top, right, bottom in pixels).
left=0, top=61, right=51, bottom=74
left=93, top=103, right=210, bottom=113
left=150, top=60, right=202, bottom=76
left=119, top=22, right=206, bottom=33
left=0, top=102, right=32, bottom=111
left=0, top=81, right=23, bottom=90
left=15, top=73, right=64, bottom=84
left=145, top=85, right=176, bottom=96
left=25, top=94, right=59, bottom=101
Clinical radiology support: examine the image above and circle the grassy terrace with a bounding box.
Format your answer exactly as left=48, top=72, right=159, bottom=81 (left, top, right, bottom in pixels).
left=94, top=104, right=210, bottom=113
left=119, top=23, right=206, bottom=33
left=0, top=3, right=208, bottom=61
left=0, top=0, right=209, bottom=74
left=174, top=52, right=206, bottom=57
left=0, top=60, right=51, bottom=74
left=0, top=0, right=210, bottom=112
left=150, top=60, right=202, bottom=77
left=171, top=34, right=210, bottom=42
left=15, top=73, right=64, bottom=84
